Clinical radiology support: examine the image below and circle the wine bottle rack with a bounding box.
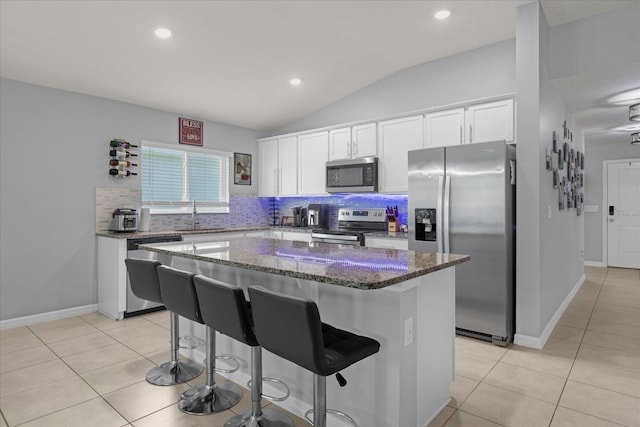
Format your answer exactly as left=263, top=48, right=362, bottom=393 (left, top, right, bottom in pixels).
left=108, top=138, right=138, bottom=178
left=268, top=197, right=279, bottom=227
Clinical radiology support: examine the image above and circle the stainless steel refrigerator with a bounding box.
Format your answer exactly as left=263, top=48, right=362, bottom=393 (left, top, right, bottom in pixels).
left=408, top=141, right=515, bottom=346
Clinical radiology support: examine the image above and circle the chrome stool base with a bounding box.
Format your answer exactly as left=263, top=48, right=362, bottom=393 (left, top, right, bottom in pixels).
left=178, top=381, right=242, bottom=415
left=224, top=408, right=293, bottom=427
left=146, top=358, right=203, bottom=386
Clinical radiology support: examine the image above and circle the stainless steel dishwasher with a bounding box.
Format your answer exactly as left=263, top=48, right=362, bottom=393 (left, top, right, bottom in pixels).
left=126, top=235, right=183, bottom=317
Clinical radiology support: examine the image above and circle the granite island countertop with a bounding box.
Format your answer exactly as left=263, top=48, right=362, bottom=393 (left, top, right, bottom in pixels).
left=140, top=237, right=468, bottom=290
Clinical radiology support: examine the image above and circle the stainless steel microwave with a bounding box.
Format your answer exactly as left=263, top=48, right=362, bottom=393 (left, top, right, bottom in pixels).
left=326, top=157, right=378, bottom=193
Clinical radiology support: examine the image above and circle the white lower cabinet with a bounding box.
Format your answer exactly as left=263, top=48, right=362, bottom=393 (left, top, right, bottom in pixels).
left=281, top=231, right=312, bottom=242
left=365, top=237, right=408, bottom=250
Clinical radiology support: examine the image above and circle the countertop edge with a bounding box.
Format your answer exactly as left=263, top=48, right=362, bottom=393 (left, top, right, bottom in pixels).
left=141, top=241, right=469, bottom=290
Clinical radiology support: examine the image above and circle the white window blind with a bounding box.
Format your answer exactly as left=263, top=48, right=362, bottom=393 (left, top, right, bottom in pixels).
left=141, top=141, right=231, bottom=214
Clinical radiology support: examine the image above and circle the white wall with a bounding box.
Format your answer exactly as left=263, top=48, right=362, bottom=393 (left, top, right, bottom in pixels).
left=275, top=39, right=516, bottom=135
left=0, top=78, right=265, bottom=321
left=515, top=1, right=585, bottom=346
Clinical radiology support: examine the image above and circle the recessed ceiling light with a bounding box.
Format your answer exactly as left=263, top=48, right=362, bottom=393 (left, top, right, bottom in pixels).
left=154, top=27, right=172, bottom=39
left=434, top=10, right=451, bottom=20
left=289, top=78, right=302, bottom=87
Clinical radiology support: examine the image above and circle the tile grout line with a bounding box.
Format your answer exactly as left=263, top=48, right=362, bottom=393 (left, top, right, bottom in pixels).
left=548, top=270, right=608, bottom=426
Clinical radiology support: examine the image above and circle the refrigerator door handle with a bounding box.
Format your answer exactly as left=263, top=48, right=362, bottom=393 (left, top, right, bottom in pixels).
left=443, top=175, right=451, bottom=253
left=437, top=175, right=444, bottom=253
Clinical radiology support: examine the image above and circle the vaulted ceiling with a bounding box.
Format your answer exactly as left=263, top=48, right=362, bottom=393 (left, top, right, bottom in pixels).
left=1, top=0, right=637, bottom=138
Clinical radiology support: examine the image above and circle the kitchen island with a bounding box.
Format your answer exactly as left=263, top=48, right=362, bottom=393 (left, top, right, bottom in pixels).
left=141, top=237, right=469, bottom=427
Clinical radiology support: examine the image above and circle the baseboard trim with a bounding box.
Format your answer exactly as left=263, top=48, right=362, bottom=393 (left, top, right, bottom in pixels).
left=0, top=304, right=98, bottom=330
left=584, top=261, right=606, bottom=267
left=514, top=273, right=586, bottom=349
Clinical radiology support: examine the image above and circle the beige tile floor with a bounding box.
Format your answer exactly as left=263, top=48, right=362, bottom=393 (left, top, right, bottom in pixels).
left=0, top=267, right=638, bottom=426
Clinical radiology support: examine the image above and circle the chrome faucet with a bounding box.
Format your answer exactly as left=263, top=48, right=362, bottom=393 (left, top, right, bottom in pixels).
left=191, top=200, right=197, bottom=230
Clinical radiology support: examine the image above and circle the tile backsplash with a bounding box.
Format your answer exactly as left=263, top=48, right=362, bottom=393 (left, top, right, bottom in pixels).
left=95, top=187, right=408, bottom=232
left=95, top=187, right=268, bottom=231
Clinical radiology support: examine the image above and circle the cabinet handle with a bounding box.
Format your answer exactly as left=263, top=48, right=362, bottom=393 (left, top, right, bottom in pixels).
left=347, top=142, right=351, bottom=157
left=274, top=169, right=278, bottom=194
left=469, top=124, right=473, bottom=143
left=353, top=139, right=358, bottom=157
left=459, top=125, right=463, bottom=144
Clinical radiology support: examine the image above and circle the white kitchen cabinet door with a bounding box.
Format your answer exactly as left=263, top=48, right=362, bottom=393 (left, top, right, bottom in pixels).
left=278, top=136, right=298, bottom=196
left=365, top=237, right=408, bottom=250
left=465, top=99, right=514, bottom=144
left=378, top=115, right=424, bottom=193
left=352, top=123, right=377, bottom=158
left=258, top=138, right=278, bottom=196
left=298, top=131, right=328, bottom=195
left=328, top=127, right=351, bottom=160
left=424, top=108, right=465, bottom=148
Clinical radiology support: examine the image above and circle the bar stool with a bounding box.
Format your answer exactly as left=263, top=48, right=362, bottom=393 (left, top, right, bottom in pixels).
left=193, top=275, right=292, bottom=427
left=248, top=286, right=380, bottom=427
left=157, top=265, right=242, bottom=415
left=124, top=258, right=202, bottom=385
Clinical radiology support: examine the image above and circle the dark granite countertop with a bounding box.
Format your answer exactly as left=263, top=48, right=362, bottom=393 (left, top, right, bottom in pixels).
left=140, top=237, right=468, bottom=290
left=95, top=226, right=271, bottom=239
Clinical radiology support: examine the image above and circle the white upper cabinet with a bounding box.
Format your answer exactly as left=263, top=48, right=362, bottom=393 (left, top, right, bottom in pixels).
left=424, top=108, right=465, bottom=148
left=328, top=123, right=376, bottom=160
left=465, top=98, right=514, bottom=144
left=278, top=136, right=298, bottom=195
left=378, top=115, right=423, bottom=193
left=298, top=131, right=329, bottom=195
left=258, top=136, right=297, bottom=196
left=258, top=138, right=278, bottom=197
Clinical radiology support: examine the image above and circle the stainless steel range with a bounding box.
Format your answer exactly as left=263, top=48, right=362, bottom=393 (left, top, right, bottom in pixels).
left=311, top=208, right=387, bottom=246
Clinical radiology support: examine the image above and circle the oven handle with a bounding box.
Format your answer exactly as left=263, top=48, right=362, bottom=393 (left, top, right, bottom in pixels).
left=311, top=233, right=360, bottom=241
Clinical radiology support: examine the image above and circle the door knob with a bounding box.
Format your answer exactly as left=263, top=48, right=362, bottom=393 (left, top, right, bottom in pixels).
left=608, top=218, right=614, bottom=222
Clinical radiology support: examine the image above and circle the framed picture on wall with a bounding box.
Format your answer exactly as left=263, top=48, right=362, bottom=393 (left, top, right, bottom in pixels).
left=234, top=153, right=252, bottom=185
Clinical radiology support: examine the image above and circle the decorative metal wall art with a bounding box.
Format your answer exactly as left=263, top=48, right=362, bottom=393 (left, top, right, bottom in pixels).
left=547, top=121, right=584, bottom=216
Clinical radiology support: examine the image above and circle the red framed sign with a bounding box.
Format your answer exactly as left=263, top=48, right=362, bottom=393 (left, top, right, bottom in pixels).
left=179, top=117, right=203, bottom=146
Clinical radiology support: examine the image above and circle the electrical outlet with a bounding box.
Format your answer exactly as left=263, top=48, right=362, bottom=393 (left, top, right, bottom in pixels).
left=404, top=317, right=413, bottom=346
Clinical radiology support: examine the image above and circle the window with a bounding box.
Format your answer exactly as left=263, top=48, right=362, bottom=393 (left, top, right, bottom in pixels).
left=141, top=141, right=231, bottom=214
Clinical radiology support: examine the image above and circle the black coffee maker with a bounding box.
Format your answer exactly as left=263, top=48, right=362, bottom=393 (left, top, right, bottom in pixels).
left=292, top=206, right=308, bottom=227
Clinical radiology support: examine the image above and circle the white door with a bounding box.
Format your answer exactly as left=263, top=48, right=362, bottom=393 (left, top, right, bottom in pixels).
left=607, top=160, right=640, bottom=268
left=298, top=131, right=328, bottom=195
left=352, top=123, right=377, bottom=158
left=465, top=99, right=514, bottom=144
left=424, top=108, right=464, bottom=148
left=278, top=136, right=298, bottom=195
left=378, top=115, right=423, bottom=193
left=328, top=127, right=351, bottom=160
left=258, top=138, right=278, bottom=196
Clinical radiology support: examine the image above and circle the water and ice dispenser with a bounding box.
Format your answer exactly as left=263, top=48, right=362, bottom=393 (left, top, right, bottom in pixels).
left=414, top=208, right=437, bottom=241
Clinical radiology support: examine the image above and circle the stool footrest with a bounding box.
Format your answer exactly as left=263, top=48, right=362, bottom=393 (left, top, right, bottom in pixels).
left=203, top=354, right=240, bottom=373
left=246, top=377, right=290, bottom=402
left=178, top=335, right=205, bottom=350
left=304, top=409, right=357, bottom=427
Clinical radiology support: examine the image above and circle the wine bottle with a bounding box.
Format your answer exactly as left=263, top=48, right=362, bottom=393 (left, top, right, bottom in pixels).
left=109, top=168, right=138, bottom=176
left=109, top=149, right=138, bottom=158
left=109, top=139, right=139, bottom=149
left=109, top=159, right=137, bottom=167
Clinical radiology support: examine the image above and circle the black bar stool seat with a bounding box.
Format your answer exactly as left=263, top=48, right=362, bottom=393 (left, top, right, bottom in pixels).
left=248, top=286, right=380, bottom=427
left=157, top=265, right=242, bottom=415
left=194, top=275, right=292, bottom=427
left=125, top=258, right=202, bottom=386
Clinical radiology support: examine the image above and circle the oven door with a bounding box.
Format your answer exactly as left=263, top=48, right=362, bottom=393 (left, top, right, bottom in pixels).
left=311, top=231, right=364, bottom=246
